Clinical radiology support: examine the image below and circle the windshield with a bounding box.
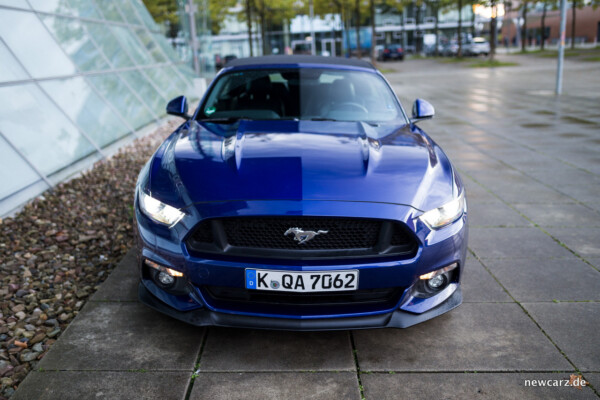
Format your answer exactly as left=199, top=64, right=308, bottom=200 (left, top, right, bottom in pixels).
left=197, top=68, right=405, bottom=123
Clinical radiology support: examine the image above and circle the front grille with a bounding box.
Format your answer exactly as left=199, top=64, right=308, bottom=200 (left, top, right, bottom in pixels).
left=186, top=216, right=418, bottom=261
left=224, top=217, right=380, bottom=250
left=202, top=285, right=404, bottom=315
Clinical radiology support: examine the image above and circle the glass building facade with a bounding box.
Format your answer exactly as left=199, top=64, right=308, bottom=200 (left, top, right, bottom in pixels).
left=0, top=0, right=197, bottom=216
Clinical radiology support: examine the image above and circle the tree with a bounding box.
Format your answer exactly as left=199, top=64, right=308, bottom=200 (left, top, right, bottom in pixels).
left=570, top=0, right=584, bottom=49
left=246, top=0, right=254, bottom=56
left=355, top=0, right=362, bottom=57
left=457, top=0, right=463, bottom=56
left=540, top=0, right=547, bottom=50
left=434, top=0, right=440, bottom=56
left=237, top=0, right=296, bottom=55
left=208, top=0, right=237, bottom=34
left=520, top=0, right=528, bottom=52
left=142, top=0, right=180, bottom=38
left=489, top=0, right=496, bottom=60
left=430, top=0, right=454, bottom=56
left=537, top=0, right=558, bottom=50
left=313, top=0, right=355, bottom=56
left=370, top=0, right=376, bottom=62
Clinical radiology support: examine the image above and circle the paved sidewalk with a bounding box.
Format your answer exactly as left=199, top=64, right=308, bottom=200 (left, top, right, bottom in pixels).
left=13, top=55, right=600, bottom=399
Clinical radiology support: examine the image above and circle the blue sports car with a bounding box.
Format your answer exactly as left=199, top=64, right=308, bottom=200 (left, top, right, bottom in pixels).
left=134, top=55, right=468, bottom=330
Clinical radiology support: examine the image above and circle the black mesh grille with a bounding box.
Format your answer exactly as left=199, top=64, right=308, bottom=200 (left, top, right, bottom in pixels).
left=192, top=222, right=214, bottom=243
left=204, top=286, right=402, bottom=307
left=186, top=216, right=418, bottom=261
left=390, top=225, right=412, bottom=246
left=223, top=217, right=379, bottom=249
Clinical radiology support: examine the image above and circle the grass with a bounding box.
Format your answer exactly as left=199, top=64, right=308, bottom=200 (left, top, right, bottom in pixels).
left=377, top=68, right=396, bottom=73
left=439, top=57, right=471, bottom=63
left=538, top=51, right=580, bottom=58
left=519, top=47, right=600, bottom=59
left=468, top=59, right=518, bottom=68
left=583, top=56, right=600, bottom=62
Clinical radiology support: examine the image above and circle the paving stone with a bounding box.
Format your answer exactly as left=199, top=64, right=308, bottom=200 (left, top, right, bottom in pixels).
left=523, top=303, right=600, bottom=371
left=353, top=303, right=571, bottom=372
left=361, top=372, right=598, bottom=400
left=545, top=228, right=600, bottom=258
left=199, top=328, right=354, bottom=371
left=189, top=372, right=360, bottom=400
left=467, top=201, right=531, bottom=227
left=468, top=227, right=573, bottom=259
left=484, top=257, right=600, bottom=302
left=461, top=258, right=512, bottom=303
left=584, top=258, right=600, bottom=271
left=461, top=178, right=503, bottom=204
left=513, top=203, right=600, bottom=228
left=37, top=302, right=204, bottom=371
left=12, top=371, right=190, bottom=400
left=454, top=158, right=507, bottom=173
left=90, top=249, right=139, bottom=302
left=584, top=203, right=600, bottom=214
left=469, top=171, right=574, bottom=205
left=583, top=373, right=599, bottom=394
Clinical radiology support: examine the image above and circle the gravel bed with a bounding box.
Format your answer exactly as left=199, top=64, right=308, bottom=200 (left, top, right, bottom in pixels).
left=0, top=121, right=178, bottom=399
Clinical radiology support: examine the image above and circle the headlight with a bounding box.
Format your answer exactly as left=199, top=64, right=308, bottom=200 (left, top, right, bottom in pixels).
left=419, top=190, right=466, bottom=229
left=139, top=191, right=185, bottom=227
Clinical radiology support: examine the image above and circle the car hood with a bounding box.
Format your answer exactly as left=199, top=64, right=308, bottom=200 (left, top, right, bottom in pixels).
left=148, top=120, right=456, bottom=212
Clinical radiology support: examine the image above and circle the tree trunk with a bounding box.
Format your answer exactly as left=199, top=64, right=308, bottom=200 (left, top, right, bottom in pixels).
left=346, top=9, right=352, bottom=56
left=457, top=0, right=462, bottom=57
left=571, top=0, right=576, bottom=49
left=541, top=0, right=547, bottom=50
left=434, top=3, right=439, bottom=56
left=355, top=0, right=361, bottom=58
left=260, top=12, right=267, bottom=55
left=370, top=0, right=376, bottom=63
left=415, top=3, right=421, bottom=54
left=521, top=1, right=527, bottom=52
left=246, top=0, right=253, bottom=56
left=340, top=3, right=346, bottom=56
left=490, top=0, right=496, bottom=61
left=470, top=0, right=475, bottom=37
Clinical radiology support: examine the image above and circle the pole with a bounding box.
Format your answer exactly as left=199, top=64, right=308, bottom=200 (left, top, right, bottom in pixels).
left=309, top=0, right=316, bottom=55
left=187, top=0, right=200, bottom=75
left=556, top=0, right=567, bottom=94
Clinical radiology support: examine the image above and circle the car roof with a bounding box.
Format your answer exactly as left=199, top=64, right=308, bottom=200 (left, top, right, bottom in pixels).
left=225, top=55, right=376, bottom=70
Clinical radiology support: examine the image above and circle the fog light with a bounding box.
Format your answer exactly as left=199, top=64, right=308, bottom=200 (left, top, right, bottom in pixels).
left=426, top=274, right=446, bottom=289
left=145, top=259, right=184, bottom=277
left=157, top=271, right=175, bottom=286
left=419, top=262, right=458, bottom=280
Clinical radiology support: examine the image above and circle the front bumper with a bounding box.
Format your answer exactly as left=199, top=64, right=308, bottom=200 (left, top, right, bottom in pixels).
left=135, top=199, right=468, bottom=329
left=139, top=281, right=462, bottom=330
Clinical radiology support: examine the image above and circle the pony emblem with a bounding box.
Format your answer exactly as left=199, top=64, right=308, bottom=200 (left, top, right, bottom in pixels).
left=284, top=227, right=329, bottom=244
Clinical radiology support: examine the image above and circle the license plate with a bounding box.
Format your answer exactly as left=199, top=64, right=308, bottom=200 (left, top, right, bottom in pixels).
left=245, top=269, right=358, bottom=292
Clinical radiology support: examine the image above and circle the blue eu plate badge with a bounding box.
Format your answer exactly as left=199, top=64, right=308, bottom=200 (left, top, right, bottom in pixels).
left=246, top=269, right=257, bottom=289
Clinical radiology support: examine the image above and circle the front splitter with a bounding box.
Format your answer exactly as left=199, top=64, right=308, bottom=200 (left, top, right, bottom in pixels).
left=138, top=282, right=462, bottom=331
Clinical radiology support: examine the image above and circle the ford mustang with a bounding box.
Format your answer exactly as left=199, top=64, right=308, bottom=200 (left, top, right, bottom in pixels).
left=134, top=55, right=468, bottom=330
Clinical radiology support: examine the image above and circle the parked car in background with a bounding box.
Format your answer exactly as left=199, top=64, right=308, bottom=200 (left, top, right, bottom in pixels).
left=223, top=54, right=238, bottom=65
left=379, top=44, right=404, bottom=61
left=468, top=37, right=490, bottom=56
left=135, top=55, right=468, bottom=330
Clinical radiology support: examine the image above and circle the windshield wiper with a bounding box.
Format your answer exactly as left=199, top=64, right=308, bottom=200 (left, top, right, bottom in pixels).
left=198, top=117, right=252, bottom=124
left=309, top=117, right=379, bottom=126
left=310, top=117, right=338, bottom=121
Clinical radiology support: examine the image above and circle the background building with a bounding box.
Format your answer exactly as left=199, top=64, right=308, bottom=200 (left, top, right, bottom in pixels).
left=0, top=0, right=199, bottom=216
left=502, top=3, right=600, bottom=47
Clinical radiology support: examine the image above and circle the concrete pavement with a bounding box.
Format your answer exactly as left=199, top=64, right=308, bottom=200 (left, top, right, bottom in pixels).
left=13, top=54, right=600, bottom=399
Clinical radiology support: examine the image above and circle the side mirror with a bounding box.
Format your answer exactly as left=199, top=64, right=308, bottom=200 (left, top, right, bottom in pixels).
left=166, top=95, right=191, bottom=119
left=411, top=98, right=435, bottom=122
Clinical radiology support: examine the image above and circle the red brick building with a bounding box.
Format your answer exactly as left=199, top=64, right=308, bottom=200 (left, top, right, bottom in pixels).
left=502, top=4, right=600, bottom=47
